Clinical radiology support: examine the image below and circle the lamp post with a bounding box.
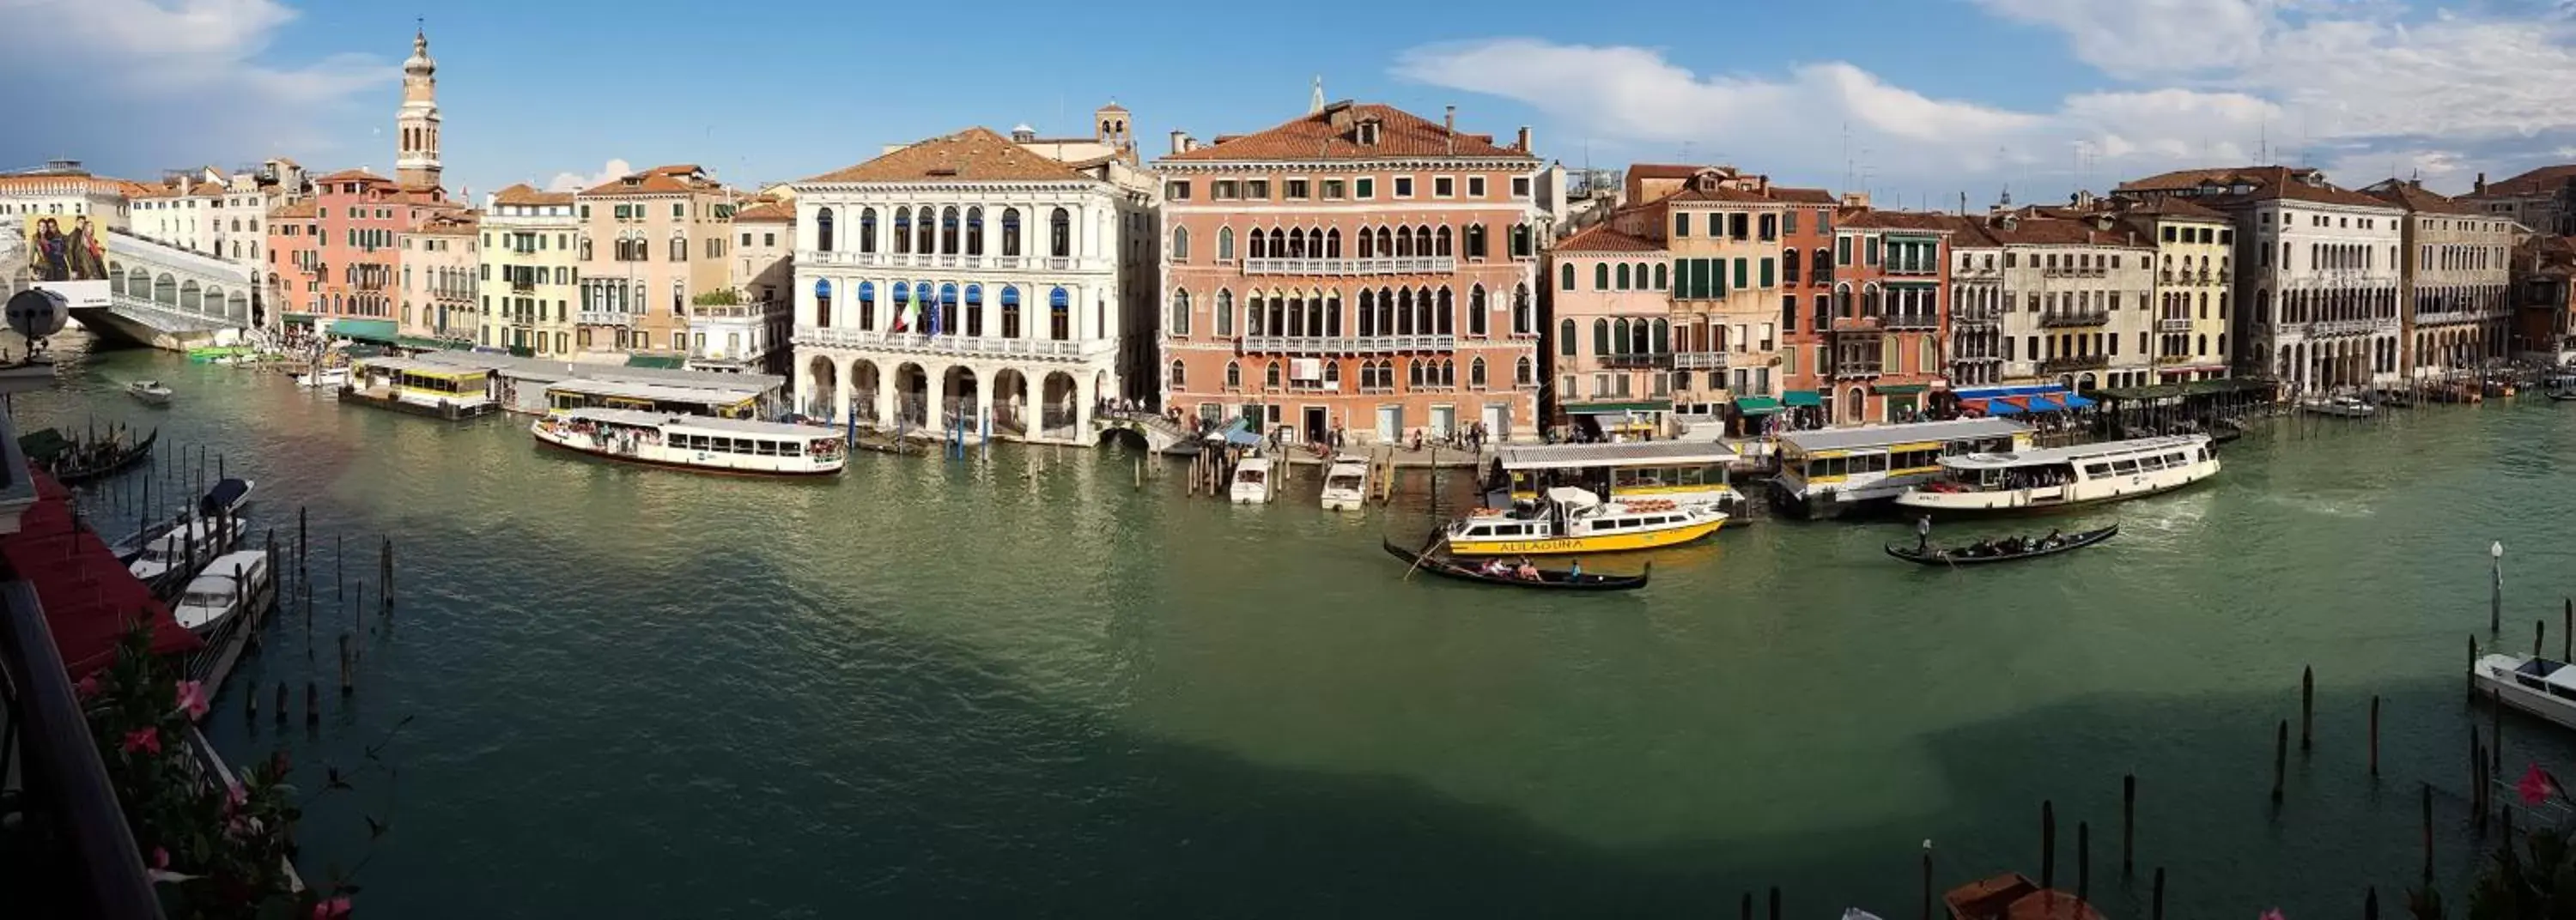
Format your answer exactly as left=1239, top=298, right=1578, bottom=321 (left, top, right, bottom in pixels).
left=2493, top=540, right=2506, bottom=634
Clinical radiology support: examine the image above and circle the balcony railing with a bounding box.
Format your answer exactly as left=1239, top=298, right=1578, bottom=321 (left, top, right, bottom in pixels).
left=2038, top=310, right=2111, bottom=328
left=1831, top=316, right=1882, bottom=332
left=2155, top=353, right=2198, bottom=366
left=794, top=251, right=1096, bottom=272
left=577, top=310, right=636, bottom=327
left=1952, top=312, right=2002, bottom=330
left=2042, top=267, right=2107, bottom=278
left=1241, top=256, right=1458, bottom=275
left=1807, top=269, right=1835, bottom=285
left=1827, top=364, right=1884, bottom=379
left=2157, top=318, right=2192, bottom=332
left=1599, top=352, right=1674, bottom=369
left=793, top=324, right=1115, bottom=361
left=1953, top=354, right=2005, bottom=364
left=1885, top=313, right=1938, bottom=330
left=1237, top=334, right=1458, bottom=354
left=2303, top=318, right=2384, bottom=337
left=2415, top=310, right=2483, bottom=326
left=1673, top=351, right=1729, bottom=370
left=2038, top=354, right=2110, bottom=373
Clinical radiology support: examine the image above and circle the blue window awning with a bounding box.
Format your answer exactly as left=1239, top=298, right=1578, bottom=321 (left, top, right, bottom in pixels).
left=891, top=281, right=910, bottom=302
left=1001, top=287, right=1021, bottom=306
left=2059, top=394, right=2098, bottom=409
left=1049, top=287, right=1070, bottom=308
left=857, top=281, right=874, bottom=301
left=2026, top=394, right=2066, bottom=412
left=814, top=279, right=832, bottom=297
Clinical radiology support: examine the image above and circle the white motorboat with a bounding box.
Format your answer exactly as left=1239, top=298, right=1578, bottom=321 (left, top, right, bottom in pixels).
left=2300, top=395, right=2376, bottom=418
left=125, top=379, right=172, bottom=405
left=1896, top=434, right=2219, bottom=515
left=2473, top=652, right=2576, bottom=733
left=294, top=366, right=349, bottom=389
left=532, top=409, right=848, bottom=475
left=1229, top=457, right=1274, bottom=504
left=1319, top=455, right=1370, bottom=511
left=171, top=550, right=274, bottom=636
left=129, top=517, right=248, bottom=584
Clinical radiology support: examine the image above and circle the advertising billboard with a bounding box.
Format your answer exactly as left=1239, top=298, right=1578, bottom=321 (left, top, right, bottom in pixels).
left=23, top=214, right=110, bottom=309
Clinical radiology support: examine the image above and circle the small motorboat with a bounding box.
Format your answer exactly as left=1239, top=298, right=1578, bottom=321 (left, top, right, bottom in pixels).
left=197, top=477, right=255, bottom=518
left=171, top=550, right=274, bottom=636
left=126, top=379, right=173, bottom=405
left=293, top=366, right=349, bottom=389
left=2300, top=395, right=2375, bottom=418
left=1230, top=456, right=1274, bottom=504
left=1885, top=524, right=2118, bottom=566
left=1320, top=455, right=1371, bottom=511
left=1382, top=538, right=1650, bottom=591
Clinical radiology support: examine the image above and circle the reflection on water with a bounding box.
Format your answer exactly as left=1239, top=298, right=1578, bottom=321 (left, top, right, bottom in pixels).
left=15, top=336, right=2576, bottom=916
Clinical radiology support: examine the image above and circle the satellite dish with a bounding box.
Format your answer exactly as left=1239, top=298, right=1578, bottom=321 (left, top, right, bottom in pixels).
left=5, top=288, right=69, bottom=342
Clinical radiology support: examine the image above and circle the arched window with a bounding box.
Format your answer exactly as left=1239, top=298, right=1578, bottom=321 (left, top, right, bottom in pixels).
left=1470, top=357, right=1488, bottom=388
left=1358, top=227, right=1376, bottom=258
left=1560, top=263, right=1577, bottom=290
left=1048, top=286, right=1071, bottom=340
left=1271, top=227, right=1289, bottom=257
left=914, top=206, right=934, bottom=254
left=1376, top=227, right=1394, bottom=257
left=1048, top=207, right=1072, bottom=258
left=1595, top=263, right=1610, bottom=290
left=1653, top=319, right=1669, bottom=354
left=1630, top=318, right=1651, bottom=355
left=965, top=207, right=984, bottom=256
left=813, top=279, right=833, bottom=328
left=1435, top=226, right=1453, bottom=257
left=1170, top=289, right=1191, bottom=337
left=1000, top=209, right=1023, bottom=257
left=1593, top=318, right=1611, bottom=356
left=1469, top=284, right=1488, bottom=336
left=1358, top=289, right=1376, bottom=336
left=1413, top=227, right=1433, bottom=257
left=1000, top=286, right=1022, bottom=337
left=1654, top=263, right=1668, bottom=290
left=1217, top=227, right=1235, bottom=261
left=1249, top=227, right=1267, bottom=260
left=1395, top=227, right=1414, bottom=258
left=1437, top=288, right=1454, bottom=335
left=1325, top=292, right=1343, bottom=336
left=1225, top=360, right=1242, bottom=389
left=816, top=208, right=835, bottom=251
left=1511, top=223, right=1532, bottom=257
left=1170, top=359, right=1186, bottom=388
left=965, top=284, right=985, bottom=336
left=1407, top=359, right=1425, bottom=388
left=671, top=236, right=688, bottom=262
left=1515, top=284, right=1533, bottom=335
left=1327, top=228, right=1343, bottom=258
left=1172, top=227, right=1191, bottom=262
left=940, top=207, right=960, bottom=254
left=893, top=208, right=913, bottom=254
left=1464, top=224, right=1487, bottom=258
left=1377, top=287, right=1394, bottom=335
left=1216, top=289, right=1235, bottom=336
left=857, top=281, right=876, bottom=330
left=1616, top=263, right=1632, bottom=290
left=1264, top=361, right=1282, bottom=389
left=1559, top=318, right=1577, bottom=356
left=1516, top=355, right=1534, bottom=385
left=1323, top=361, right=1341, bottom=389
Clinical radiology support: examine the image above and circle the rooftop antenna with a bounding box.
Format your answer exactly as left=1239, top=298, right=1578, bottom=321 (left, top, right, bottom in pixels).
left=1309, top=76, right=1325, bottom=115
left=2258, top=121, right=2269, bottom=166
left=1841, top=121, right=1853, bottom=193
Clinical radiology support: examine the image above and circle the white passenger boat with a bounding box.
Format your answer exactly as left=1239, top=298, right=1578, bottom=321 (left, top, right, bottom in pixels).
left=2472, top=652, right=2576, bottom=733
left=1895, top=434, right=2219, bottom=515
left=172, top=550, right=275, bottom=636
left=1319, top=455, right=1370, bottom=511
left=294, top=366, right=349, bottom=389
left=532, top=408, right=847, bottom=476
left=130, top=517, right=248, bottom=584
left=1229, top=457, right=1274, bottom=504
left=2300, top=395, right=2376, bottom=418
left=1443, top=487, right=1726, bottom=556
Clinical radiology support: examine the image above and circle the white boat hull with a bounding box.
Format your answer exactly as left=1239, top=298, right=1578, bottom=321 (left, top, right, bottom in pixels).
left=533, top=420, right=845, bottom=475
left=1321, top=494, right=1365, bottom=511
left=2474, top=654, right=2576, bottom=733
left=1898, top=457, right=2220, bottom=513
left=295, top=368, right=349, bottom=389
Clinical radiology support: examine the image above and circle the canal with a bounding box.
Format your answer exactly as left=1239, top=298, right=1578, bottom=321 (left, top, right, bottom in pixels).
left=27, top=339, right=2576, bottom=917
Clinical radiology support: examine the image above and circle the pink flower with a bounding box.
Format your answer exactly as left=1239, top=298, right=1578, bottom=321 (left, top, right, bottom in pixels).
left=312, top=896, right=352, bottom=920
left=173, top=680, right=208, bottom=721
left=2261, top=910, right=2286, bottom=920
left=121, top=727, right=160, bottom=756
left=151, top=846, right=167, bottom=869
left=223, top=784, right=246, bottom=814
left=2521, top=763, right=2557, bottom=806
left=75, top=675, right=99, bottom=699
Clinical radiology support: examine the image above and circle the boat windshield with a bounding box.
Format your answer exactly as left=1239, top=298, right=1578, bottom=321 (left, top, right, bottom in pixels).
left=2518, top=658, right=2567, bottom=677
left=1324, top=474, right=1364, bottom=490
left=179, top=590, right=236, bottom=608
left=1235, top=469, right=1266, bottom=485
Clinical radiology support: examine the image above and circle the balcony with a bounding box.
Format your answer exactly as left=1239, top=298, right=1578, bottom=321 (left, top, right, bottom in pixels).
left=2042, top=267, right=2107, bottom=279
left=2303, top=318, right=2383, bottom=337
left=2038, top=354, right=2110, bottom=373
left=1237, top=334, right=1458, bottom=354
left=1827, top=363, right=1884, bottom=380
left=793, top=324, right=1115, bottom=362
left=1953, top=354, right=2005, bottom=364
left=2039, top=310, right=2111, bottom=328
left=2157, top=318, right=2192, bottom=333
left=1953, top=312, right=2002, bottom=330
left=1599, top=352, right=1674, bottom=369
left=2155, top=353, right=2198, bottom=366
left=511, top=280, right=536, bottom=294
left=1673, top=351, right=1729, bottom=370
left=1831, top=316, right=1882, bottom=332
left=1885, top=312, right=1938, bottom=330
left=578, top=310, right=636, bottom=327
left=2415, top=310, right=2483, bottom=326
left=1241, top=256, right=1458, bottom=275
left=795, top=251, right=1099, bottom=273
left=1807, top=269, right=1835, bottom=286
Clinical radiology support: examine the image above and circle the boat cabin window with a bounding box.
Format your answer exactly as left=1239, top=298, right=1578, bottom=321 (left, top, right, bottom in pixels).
left=1803, top=456, right=1849, bottom=479
left=2084, top=463, right=2111, bottom=477
left=1850, top=453, right=1888, bottom=475
left=2136, top=455, right=2166, bottom=472
left=2550, top=684, right=2576, bottom=704
left=2111, top=459, right=2141, bottom=475
left=1888, top=448, right=1941, bottom=472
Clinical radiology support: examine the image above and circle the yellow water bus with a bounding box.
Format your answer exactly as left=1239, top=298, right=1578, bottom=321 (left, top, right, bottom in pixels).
left=1771, top=418, right=2031, bottom=518
left=1442, top=487, right=1727, bottom=556
left=1481, top=441, right=1746, bottom=514
left=339, top=357, right=499, bottom=420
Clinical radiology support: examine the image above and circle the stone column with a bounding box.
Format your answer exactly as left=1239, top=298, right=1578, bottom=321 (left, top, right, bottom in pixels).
left=873, top=367, right=895, bottom=430
left=975, top=366, right=997, bottom=442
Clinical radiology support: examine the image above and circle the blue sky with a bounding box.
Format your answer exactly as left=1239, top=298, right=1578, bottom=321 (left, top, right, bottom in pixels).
left=14, top=0, right=2576, bottom=205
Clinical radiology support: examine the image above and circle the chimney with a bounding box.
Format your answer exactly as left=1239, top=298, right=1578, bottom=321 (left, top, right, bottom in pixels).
left=1169, top=130, right=1191, bottom=156
left=1444, top=106, right=1457, bottom=154
left=1516, top=125, right=1533, bottom=152
left=2476, top=172, right=2488, bottom=195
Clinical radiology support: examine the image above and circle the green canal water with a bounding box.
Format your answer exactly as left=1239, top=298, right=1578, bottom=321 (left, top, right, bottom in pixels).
left=24, top=339, right=2576, bottom=917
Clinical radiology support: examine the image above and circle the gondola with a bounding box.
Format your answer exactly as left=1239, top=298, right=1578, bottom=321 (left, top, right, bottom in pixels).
left=1381, top=538, right=1650, bottom=591
left=49, top=427, right=159, bottom=486
left=1884, top=524, right=2118, bottom=566
left=2548, top=389, right=2576, bottom=402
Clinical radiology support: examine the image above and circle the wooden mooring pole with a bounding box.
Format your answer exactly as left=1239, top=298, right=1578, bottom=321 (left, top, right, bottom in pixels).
left=2121, top=773, right=2136, bottom=876
left=2366, top=886, right=2380, bottom=920
left=2039, top=799, right=2057, bottom=890
left=1766, top=886, right=1779, bottom=920
left=2492, top=541, right=2505, bottom=634
left=2271, top=719, right=2288, bottom=803
left=2300, top=665, right=2315, bottom=751
left=1919, top=840, right=1932, bottom=920
left=2075, top=820, right=2090, bottom=905
left=2369, top=695, right=2382, bottom=778
left=272, top=682, right=287, bottom=726
left=2421, top=782, right=2435, bottom=883
left=2150, top=868, right=2166, bottom=920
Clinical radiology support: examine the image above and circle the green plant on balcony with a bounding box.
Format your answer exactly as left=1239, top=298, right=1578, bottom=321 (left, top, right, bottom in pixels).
left=690, top=289, right=741, bottom=307
left=82, top=625, right=362, bottom=918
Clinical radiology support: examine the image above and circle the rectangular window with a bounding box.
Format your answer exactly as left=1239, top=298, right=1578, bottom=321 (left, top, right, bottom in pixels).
left=1708, top=214, right=1722, bottom=237
left=1321, top=179, right=1346, bottom=199
left=1355, top=178, right=1376, bottom=199
left=672, top=203, right=684, bottom=218
left=1837, top=237, right=1852, bottom=266
left=1866, top=238, right=1881, bottom=265
left=1675, top=214, right=1690, bottom=237
left=1284, top=179, right=1309, bottom=200
left=1165, top=181, right=1191, bottom=200
left=1434, top=176, right=1455, bottom=197
left=1393, top=177, right=1414, bottom=198
left=1759, top=214, right=1777, bottom=240
left=1212, top=180, right=1239, bottom=200
left=1759, top=257, right=1775, bottom=288
left=1782, top=294, right=1797, bottom=334
left=1733, top=258, right=1748, bottom=290
left=1730, top=213, right=1749, bottom=239
left=1467, top=176, right=1487, bottom=197
left=1511, top=176, right=1531, bottom=197
left=1243, top=179, right=1268, bottom=200
left=1783, top=210, right=1799, bottom=235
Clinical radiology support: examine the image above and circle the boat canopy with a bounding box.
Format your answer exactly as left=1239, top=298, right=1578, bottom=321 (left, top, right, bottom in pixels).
left=199, top=477, right=250, bottom=516
left=554, top=407, right=831, bottom=439
left=1935, top=434, right=2208, bottom=471
left=544, top=378, right=765, bottom=411
left=1777, top=418, right=2029, bottom=455
left=1544, top=487, right=1602, bottom=510
left=1496, top=441, right=1736, bottom=472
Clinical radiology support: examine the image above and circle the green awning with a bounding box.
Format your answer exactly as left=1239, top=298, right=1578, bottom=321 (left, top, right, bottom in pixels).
left=1734, top=396, right=1783, bottom=415
left=507, top=345, right=536, bottom=358
left=396, top=336, right=471, bottom=351
left=624, top=354, right=686, bottom=370
left=1874, top=384, right=1929, bottom=395
left=283, top=313, right=317, bottom=327
left=1783, top=390, right=1823, bottom=407
left=1562, top=400, right=1672, bottom=415
left=328, top=318, right=399, bottom=344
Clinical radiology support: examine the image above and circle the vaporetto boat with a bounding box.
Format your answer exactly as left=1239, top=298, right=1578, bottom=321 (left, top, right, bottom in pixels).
left=533, top=409, right=848, bottom=476
left=1894, top=434, right=2218, bottom=516
left=1442, top=487, right=1726, bottom=556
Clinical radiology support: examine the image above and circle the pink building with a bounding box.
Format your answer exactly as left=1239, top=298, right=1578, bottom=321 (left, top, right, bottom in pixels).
left=268, top=170, right=450, bottom=339
left=1156, top=100, right=1546, bottom=445
left=1544, top=222, right=1674, bottom=439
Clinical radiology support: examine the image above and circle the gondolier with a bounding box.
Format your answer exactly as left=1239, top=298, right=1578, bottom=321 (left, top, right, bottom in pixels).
left=1916, top=515, right=1931, bottom=552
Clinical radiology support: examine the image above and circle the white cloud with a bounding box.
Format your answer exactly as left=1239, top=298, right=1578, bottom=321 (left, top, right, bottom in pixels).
left=0, top=0, right=392, bottom=177
left=1397, top=0, right=2576, bottom=200
left=547, top=160, right=634, bottom=194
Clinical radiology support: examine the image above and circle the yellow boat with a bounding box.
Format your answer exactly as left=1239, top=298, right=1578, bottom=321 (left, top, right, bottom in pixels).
left=1441, top=487, right=1726, bottom=557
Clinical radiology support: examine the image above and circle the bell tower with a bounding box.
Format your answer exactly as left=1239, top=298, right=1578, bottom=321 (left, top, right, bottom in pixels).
left=396, top=27, right=443, bottom=193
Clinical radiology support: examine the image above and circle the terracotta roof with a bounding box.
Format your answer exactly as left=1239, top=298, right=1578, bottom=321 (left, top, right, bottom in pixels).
left=2363, top=180, right=2483, bottom=215
left=491, top=183, right=574, bottom=207
left=2519, top=234, right=2576, bottom=275
left=1978, top=215, right=2152, bottom=248
left=2469, top=165, right=2576, bottom=200
left=1772, top=186, right=1838, bottom=204
left=733, top=201, right=793, bottom=222
left=129, top=184, right=182, bottom=199
left=1664, top=185, right=1784, bottom=204
left=1159, top=101, right=1534, bottom=162
left=2119, top=165, right=2394, bottom=209
left=1927, top=215, right=2000, bottom=247
left=313, top=168, right=392, bottom=185
left=270, top=200, right=317, bottom=218
left=1837, top=209, right=1964, bottom=233
left=581, top=164, right=726, bottom=197
left=1552, top=223, right=1664, bottom=254
left=408, top=211, right=479, bottom=235
left=2115, top=196, right=2232, bottom=221
left=800, top=128, right=1090, bottom=184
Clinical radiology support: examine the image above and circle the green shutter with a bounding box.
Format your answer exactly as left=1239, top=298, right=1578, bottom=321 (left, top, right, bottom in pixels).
left=1595, top=263, right=1610, bottom=290
left=1734, top=258, right=1748, bottom=290
left=1760, top=257, right=1775, bottom=288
